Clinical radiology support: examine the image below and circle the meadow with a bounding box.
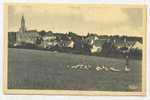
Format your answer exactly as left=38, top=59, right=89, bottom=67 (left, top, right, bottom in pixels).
left=8, top=48, right=142, bottom=91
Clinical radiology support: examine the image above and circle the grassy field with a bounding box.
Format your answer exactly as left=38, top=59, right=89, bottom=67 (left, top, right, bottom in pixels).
left=8, top=48, right=142, bottom=91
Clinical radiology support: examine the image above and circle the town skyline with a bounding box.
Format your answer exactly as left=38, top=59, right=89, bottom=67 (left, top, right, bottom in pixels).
left=8, top=5, right=146, bottom=37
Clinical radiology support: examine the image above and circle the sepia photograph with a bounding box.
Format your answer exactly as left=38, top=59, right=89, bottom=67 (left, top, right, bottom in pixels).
left=3, top=4, right=147, bottom=95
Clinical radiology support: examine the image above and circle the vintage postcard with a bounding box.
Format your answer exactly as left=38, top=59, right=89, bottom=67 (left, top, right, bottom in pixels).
left=3, top=4, right=147, bottom=95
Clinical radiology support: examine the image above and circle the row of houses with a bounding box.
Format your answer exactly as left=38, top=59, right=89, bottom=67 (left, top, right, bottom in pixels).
left=9, top=30, right=142, bottom=53
left=38, top=34, right=74, bottom=49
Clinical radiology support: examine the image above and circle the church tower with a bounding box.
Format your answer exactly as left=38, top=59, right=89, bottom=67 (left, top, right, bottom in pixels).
left=16, top=15, right=27, bottom=44
left=16, top=15, right=39, bottom=45
left=19, top=15, right=26, bottom=33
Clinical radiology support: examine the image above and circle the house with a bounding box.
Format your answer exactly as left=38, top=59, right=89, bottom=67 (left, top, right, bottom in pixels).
left=90, top=39, right=106, bottom=53
left=57, top=35, right=74, bottom=48
left=83, top=34, right=106, bottom=53
left=40, top=35, right=57, bottom=49
left=113, top=39, right=135, bottom=50
left=58, top=40, right=74, bottom=48
left=84, top=34, right=99, bottom=45
left=71, top=36, right=84, bottom=49
left=132, top=41, right=142, bottom=50
left=112, top=38, right=143, bottom=54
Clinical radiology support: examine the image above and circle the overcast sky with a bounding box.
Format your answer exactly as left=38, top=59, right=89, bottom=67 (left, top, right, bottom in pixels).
left=8, top=4, right=146, bottom=36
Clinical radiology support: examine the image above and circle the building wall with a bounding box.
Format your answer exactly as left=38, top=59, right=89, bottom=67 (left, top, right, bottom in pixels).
left=16, top=31, right=39, bottom=45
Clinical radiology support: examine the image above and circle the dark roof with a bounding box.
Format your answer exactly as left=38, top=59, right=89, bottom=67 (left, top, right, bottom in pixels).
left=114, top=39, right=136, bottom=47
left=94, top=39, right=106, bottom=47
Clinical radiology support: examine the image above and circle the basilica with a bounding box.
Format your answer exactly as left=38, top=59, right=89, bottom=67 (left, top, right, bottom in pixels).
left=16, top=16, right=39, bottom=45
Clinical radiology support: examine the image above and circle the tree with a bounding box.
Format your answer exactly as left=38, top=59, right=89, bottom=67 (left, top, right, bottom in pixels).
left=36, top=37, right=42, bottom=45
left=47, top=30, right=53, bottom=35
left=101, top=41, right=117, bottom=56
left=39, top=30, right=46, bottom=37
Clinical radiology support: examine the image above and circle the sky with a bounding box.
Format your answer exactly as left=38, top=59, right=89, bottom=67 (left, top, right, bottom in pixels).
left=8, top=4, right=146, bottom=36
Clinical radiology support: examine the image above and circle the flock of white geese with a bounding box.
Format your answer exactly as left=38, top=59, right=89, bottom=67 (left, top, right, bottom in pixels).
left=66, top=64, right=131, bottom=72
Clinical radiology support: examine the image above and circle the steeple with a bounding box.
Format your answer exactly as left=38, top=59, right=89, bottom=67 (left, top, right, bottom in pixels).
left=20, top=15, right=26, bottom=33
